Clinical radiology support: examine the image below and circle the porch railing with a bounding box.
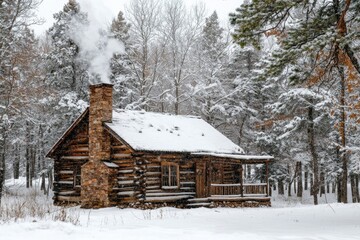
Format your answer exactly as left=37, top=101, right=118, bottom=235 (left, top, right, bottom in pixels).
left=210, top=183, right=268, bottom=196
left=243, top=183, right=267, bottom=195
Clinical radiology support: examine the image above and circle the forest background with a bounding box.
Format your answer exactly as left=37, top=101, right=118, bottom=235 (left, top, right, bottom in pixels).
left=1, top=0, right=360, bottom=205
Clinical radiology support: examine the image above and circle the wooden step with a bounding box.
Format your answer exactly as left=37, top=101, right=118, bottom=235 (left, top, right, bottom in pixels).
left=187, top=198, right=209, bottom=203
left=186, top=202, right=211, bottom=208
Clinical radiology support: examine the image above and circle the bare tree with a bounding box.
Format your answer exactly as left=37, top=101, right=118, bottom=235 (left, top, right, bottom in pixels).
left=125, top=0, right=164, bottom=110
left=161, top=0, right=205, bottom=114
left=0, top=0, right=42, bottom=203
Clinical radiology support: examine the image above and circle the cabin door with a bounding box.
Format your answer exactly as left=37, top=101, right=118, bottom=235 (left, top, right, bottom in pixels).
left=195, top=161, right=209, bottom=198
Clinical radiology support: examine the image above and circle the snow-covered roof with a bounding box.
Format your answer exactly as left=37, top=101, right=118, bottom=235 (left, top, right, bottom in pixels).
left=105, top=109, right=244, bottom=154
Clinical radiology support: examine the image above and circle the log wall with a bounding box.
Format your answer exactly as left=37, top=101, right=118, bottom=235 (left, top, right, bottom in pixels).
left=110, top=135, right=197, bottom=206
left=53, top=118, right=89, bottom=204
left=142, top=153, right=196, bottom=203
left=110, top=135, right=138, bottom=204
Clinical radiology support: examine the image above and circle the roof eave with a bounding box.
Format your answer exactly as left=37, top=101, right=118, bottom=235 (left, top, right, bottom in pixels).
left=46, top=108, right=89, bottom=159
left=103, top=123, right=136, bottom=152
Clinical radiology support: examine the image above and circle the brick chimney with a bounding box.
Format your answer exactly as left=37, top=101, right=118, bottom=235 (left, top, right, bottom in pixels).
left=81, top=83, right=118, bottom=208
left=88, top=83, right=113, bottom=162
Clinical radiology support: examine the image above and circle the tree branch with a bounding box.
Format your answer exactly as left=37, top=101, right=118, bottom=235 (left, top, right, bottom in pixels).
left=344, top=44, right=360, bottom=75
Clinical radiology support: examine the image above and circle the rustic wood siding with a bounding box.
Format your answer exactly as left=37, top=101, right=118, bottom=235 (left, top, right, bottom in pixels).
left=109, top=134, right=197, bottom=204
left=141, top=153, right=196, bottom=203
left=53, top=118, right=89, bottom=203
left=110, top=135, right=138, bottom=203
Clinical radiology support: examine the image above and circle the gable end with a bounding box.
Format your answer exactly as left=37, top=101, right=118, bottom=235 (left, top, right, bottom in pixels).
left=46, top=108, right=89, bottom=158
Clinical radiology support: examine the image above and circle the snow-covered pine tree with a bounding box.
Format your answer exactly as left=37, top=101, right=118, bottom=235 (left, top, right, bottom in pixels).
left=269, top=86, right=335, bottom=203
left=110, top=11, right=137, bottom=109
left=225, top=44, right=264, bottom=152
left=190, top=11, right=229, bottom=125
left=46, top=0, right=89, bottom=97
left=230, top=0, right=360, bottom=203
left=45, top=0, right=88, bottom=153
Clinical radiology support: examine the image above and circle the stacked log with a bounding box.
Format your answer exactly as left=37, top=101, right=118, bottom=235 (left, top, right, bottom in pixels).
left=53, top=120, right=89, bottom=204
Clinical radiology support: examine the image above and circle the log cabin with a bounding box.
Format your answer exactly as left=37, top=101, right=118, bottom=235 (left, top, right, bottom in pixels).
left=46, top=83, right=273, bottom=208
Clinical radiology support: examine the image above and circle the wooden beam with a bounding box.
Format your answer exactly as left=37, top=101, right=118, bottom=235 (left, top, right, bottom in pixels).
left=266, top=161, right=269, bottom=197
left=240, top=164, right=244, bottom=197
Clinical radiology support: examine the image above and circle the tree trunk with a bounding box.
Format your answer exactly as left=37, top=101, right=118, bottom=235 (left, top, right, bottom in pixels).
left=308, top=104, right=319, bottom=205
left=39, top=124, right=45, bottom=170
left=304, top=167, right=308, bottom=191
left=293, top=166, right=297, bottom=194
left=320, top=170, right=325, bottom=197
left=297, top=161, right=303, bottom=198
left=48, top=168, right=53, bottom=191
left=356, top=175, right=360, bottom=202
left=175, top=82, right=180, bottom=115
left=350, top=174, right=357, bottom=203
left=337, top=176, right=342, bottom=202
left=338, top=65, right=348, bottom=203
left=30, top=147, right=36, bottom=187
left=13, top=143, right=20, bottom=179
left=333, top=0, right=349, bottom=204
left=288, top=181, right=292, bottom=197
left=0, top=126, right=7, bottom=202
left=287, top=164, right=291, bottom=196
left=0, top=167, right=3, bottom=204
left=40, top=172, right=47, bottom=195
left=310, top=173, right=313, bottom=196
left=0, top=133, right=5, bottom=204
left=26, top=121, right=31, bottom=188
left=278, top=179, right=284, bottom=195
left=327, top=181, right=330, bottom=194
left=46, top=171, right=51, bottom=197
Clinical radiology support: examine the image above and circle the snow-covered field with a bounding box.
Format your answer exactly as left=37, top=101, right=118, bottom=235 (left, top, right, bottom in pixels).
left=1, top=179, right=360, bottom=240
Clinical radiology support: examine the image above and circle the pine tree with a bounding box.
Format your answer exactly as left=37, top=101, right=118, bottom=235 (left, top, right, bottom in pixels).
left=110, top=11, right=136, bottom=109
left=225, top=45, right=263, bottom=152
left=191, top=11, right=228, bottom=124
left=230, top=0, right=360, bottom=203
left=45, top=0, right=89, bottom=151
left=46, top=0, right=89, bottom=97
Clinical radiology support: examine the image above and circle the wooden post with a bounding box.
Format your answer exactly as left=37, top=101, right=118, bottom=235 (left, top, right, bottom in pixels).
left=206, top=160, right=211, bottom=197
left=240, top=163, right=244, bottom=197
left=195, top=161, right=207, bottom=198
left=266, top=161, right=269, bottom=197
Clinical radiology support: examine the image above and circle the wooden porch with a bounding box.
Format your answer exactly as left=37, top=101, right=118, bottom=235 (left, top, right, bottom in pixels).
left=190, top=154, right=272, bottom=207
left=210, top=183, right=268, bottom=197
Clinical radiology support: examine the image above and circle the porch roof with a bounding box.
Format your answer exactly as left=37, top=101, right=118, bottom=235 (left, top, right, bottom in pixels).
left=191, top=152, right=273, bottom=164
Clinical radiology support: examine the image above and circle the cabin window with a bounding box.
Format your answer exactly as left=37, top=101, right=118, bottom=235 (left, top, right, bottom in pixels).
left=161, top=163, right=179, bottom=189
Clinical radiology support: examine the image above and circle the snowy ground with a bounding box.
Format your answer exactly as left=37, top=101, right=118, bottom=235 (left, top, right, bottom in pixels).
left=1, top=179, right=360, bottom=240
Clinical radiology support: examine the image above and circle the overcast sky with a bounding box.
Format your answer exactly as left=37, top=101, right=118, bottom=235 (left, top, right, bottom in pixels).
left=32, top=0, right=242, bottom=35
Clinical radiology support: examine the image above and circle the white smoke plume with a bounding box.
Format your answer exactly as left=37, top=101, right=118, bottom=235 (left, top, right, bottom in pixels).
left=68, top=0, right=124, bottom=85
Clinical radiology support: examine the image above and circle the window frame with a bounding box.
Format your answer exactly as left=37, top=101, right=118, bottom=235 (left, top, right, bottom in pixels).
left=161, top=162, right=180, bottom=189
